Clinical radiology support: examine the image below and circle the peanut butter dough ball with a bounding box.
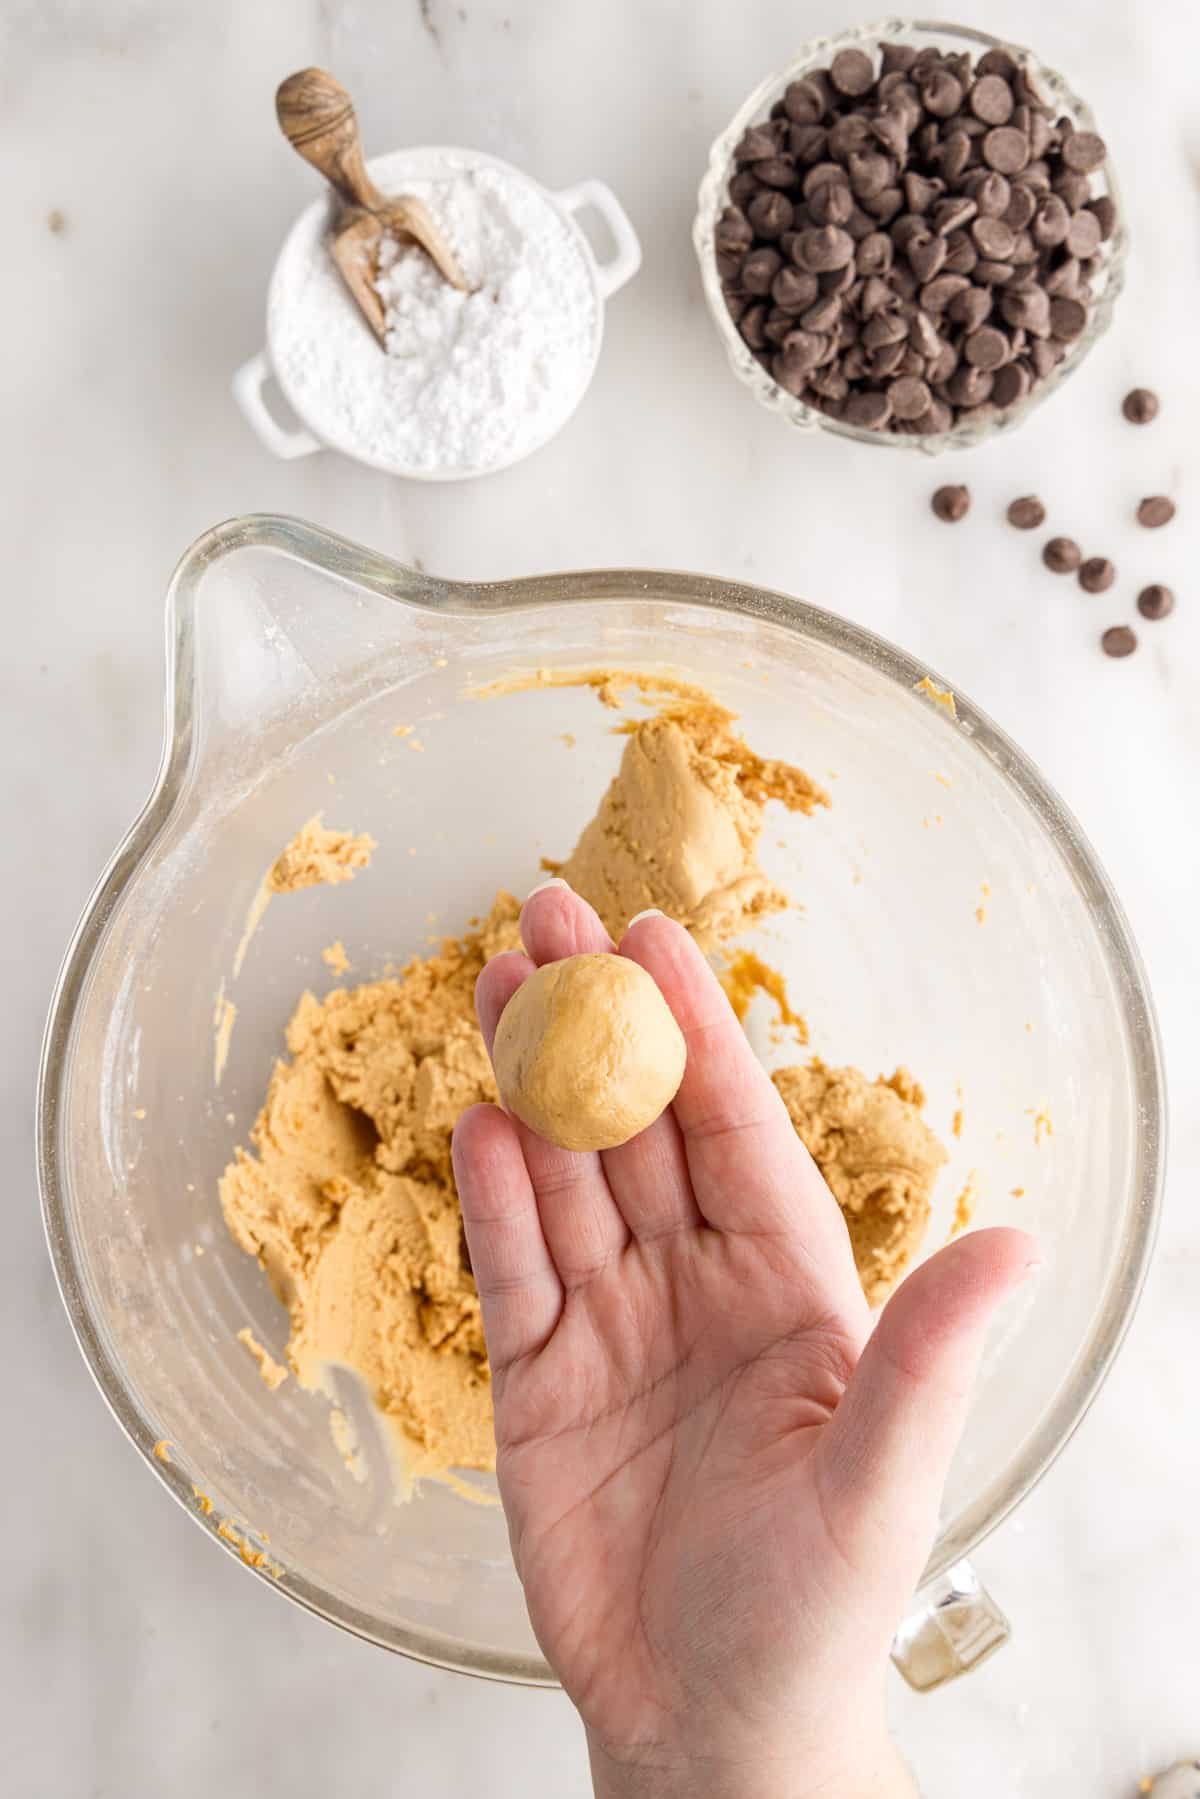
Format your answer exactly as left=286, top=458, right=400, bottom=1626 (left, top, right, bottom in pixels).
left=492, top=952, right=686, bottom=1152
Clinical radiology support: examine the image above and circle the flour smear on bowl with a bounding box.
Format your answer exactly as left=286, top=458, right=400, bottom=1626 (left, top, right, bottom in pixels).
left=270, top=162, right=598, bottom=474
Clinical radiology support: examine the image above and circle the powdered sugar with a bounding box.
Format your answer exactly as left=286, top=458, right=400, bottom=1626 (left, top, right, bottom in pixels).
left=268, top=155, right=599, bottom=476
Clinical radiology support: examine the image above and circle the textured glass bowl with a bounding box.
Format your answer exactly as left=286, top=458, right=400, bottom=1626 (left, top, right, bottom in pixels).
left=694, top=18, right=1127, bottom=454
left=38, top=516, right=1162, bottom=1681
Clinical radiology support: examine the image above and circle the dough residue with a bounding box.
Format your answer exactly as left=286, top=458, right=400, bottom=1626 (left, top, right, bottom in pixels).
left=772, top=1061, right=946, bottom=1306
left=268, top=815, right=376, bottom=894
left=720, top=948, right=809, bottom=1045
left=237, top=1326, right=289, bottom=1391
left=322, top=939, right=351, bottom=977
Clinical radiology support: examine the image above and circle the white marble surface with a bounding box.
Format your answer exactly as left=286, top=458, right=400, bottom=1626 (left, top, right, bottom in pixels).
left=3, top=0, right=1198, bottom=1792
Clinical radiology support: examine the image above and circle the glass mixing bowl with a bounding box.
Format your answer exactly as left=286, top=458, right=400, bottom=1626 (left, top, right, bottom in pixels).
left=39, top=515, right=1162, bottom=1683
left=694, top=19, right=1127, bottom=454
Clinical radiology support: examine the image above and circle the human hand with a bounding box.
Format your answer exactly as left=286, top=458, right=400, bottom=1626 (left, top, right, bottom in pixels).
left=452, top=884, right=1037, bottom=1799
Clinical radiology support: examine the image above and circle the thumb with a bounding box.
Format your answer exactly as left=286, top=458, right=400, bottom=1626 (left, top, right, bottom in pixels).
left=817, top=1228, right=1040, bottom=1560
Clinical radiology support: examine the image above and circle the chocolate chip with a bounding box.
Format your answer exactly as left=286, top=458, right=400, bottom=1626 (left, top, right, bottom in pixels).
left=932, top=194, right=976, bottom=234
left=747, top=190, right=793, bottom=239
left=1079, top=556, right=1116, bottom=592
left=881, top=42, right=919, bottom=74
left=946, top=364, right=994, bottom=407
left=921, top=272, right=971, bottom=312
left=1052, top=169, right=1092, bottom=212
left=1137, top=495, right=1176, bottom=528
left=771, top=265, right=819, bottom=312
left=939, top=129, right=973, bottom=184
left=831, top=47, right=876, bottom=96
left=931, top=483, right=970, bottom=521
left=844, top=389, right=893, bottom=429
left=856, top=231, right=894, bottom=274
left=1049, top=296, right=1088, bottom=339
left=977, top=47, right=1019, bottom=80
left=1101, top=624, right=1137, bottom=658
left=1062, top=129, right=1107, bottom=173
left=809, top=181, right=855, bottom=226
left=970, top=171, right=1012, bottom=217
left=734, top=127, right=777, bottom=164
left=908, top=308, right=943, bottom=359
left=1122, top=387, right=1159, bottom=424
left=800, top=292, right=844, bottom=334
left=741, top=247, right=784, bottom=295
left=754, top=154, right=798, bottom=189
left=949, top=284, right=993, bottom=331
left=1043, top=536, right=1081, bottom=572
left=983, top=127, right=1029, bottom=173
left=797, top=225, right=856, bottom=272
left=922, top=70, right=965, bottom=118
left=907, top=229, right=948, bottom=283
left=1088, top=194, right=1118, bottom=240
left=968, top=74, right=1015, bottom=125
left=889, top=374, right=932, bottom=419
left=964, top=325, right=1009, bottom=369
left=1032, top=195, right=1071, bottom=247
left=1065, top=210, right=1102, bottom=258
left=1007, top=495, right=1046, bottom=529
left=1003, top=182, right=1038, bottom=229
left=972, top=215, right=1017, bottom=259
left=1001, top=285, right=1050, bottom=335
left=942, top=228, right=979, bottom=276
left=1137, top=584, right=1174, bottom=620
left=974, top=260, right=1016, bottom=286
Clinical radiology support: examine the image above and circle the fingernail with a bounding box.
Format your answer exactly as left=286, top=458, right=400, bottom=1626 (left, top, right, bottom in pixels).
left=627, top=908, right=665, bottom=928
left=526, top=876, right=570, bottom=901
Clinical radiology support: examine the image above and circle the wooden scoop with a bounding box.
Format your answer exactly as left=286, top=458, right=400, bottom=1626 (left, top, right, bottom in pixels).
left=275, top=68, right=470, bottom=344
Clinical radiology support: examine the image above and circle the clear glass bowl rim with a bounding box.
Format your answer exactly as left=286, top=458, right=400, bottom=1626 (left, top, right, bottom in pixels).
left=693, top=16, right=1129, bottom=454
left=37, top=512, right=1165, bottom=1683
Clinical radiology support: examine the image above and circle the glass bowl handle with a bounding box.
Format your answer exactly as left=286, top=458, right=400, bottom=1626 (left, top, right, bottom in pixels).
left=890, top=1559, right=1011, bottom=1692
left=553, top=179, right=642, bottom=299
left=232, top=352, right=322, bottom=460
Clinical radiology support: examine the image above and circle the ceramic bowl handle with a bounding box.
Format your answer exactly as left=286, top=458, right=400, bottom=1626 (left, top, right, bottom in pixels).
left=890, top=1559, right=1011, bottom=1692
left=554, top=180, right=642, bottom=299
left=232, top=353, right=321, bottom=460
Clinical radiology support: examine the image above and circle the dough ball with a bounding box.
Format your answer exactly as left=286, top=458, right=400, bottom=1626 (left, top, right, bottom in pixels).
left=493, top=953, right=686, bottom=1152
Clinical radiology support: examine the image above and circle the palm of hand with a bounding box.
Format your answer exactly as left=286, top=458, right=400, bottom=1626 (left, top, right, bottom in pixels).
left=453, top=884, right=1032, bottom=1776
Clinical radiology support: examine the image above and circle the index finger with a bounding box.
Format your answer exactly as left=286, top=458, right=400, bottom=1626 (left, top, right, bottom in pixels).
left=620, top=913, right=850, bottom=1253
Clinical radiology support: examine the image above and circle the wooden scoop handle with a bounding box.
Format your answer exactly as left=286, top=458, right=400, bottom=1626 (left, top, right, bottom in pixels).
left=275, top=68, right=382, bottom=212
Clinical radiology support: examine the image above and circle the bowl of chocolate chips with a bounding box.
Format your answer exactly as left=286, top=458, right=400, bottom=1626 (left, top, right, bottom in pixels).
left=695, top=21, right=1126, bottom=450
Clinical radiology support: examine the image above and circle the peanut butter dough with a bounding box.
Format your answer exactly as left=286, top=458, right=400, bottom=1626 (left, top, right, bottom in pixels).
left=553, top=701, right=828, bottom=949
left=220, top=894, right=521, bottom=1482
left=221, top=685, right=942, bottom=1489
left=772, top=1061, right=945, bottom=1305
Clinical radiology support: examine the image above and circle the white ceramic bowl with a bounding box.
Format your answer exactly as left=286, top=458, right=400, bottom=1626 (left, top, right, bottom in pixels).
left=233, top=146, right=641, bottom=480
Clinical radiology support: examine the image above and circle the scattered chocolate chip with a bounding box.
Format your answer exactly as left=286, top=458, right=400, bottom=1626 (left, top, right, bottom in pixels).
left=1137, top=583, right=1174, bottom=620
left=1101, top=624, right=1137, bottom=658
left=1122, top=387, right=1159, bottom=425
left=1137, top=495, right=1176, bottom=528
left=931, top=483, right=971, bottom=521
left=1079, top=556, right=1116, bottom=592
left=1007, top=495, right=1046, bottom=529
left=1043, top=536, right=1081, bottom=573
